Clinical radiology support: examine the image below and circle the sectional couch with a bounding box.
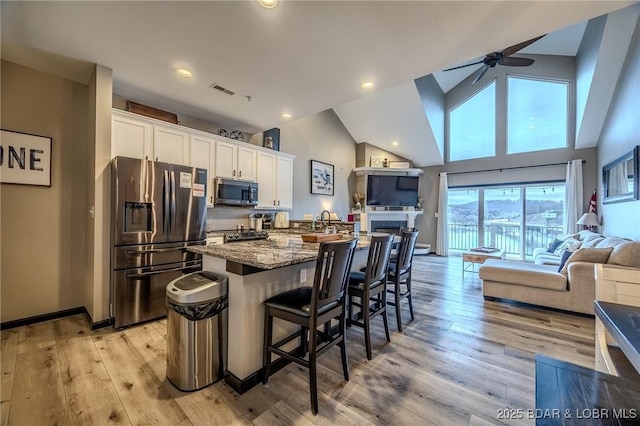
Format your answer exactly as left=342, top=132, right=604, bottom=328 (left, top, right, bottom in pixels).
left=479, top=231, right=640, bottom=314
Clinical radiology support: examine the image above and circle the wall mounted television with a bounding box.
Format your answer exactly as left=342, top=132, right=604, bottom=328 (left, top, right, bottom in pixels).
left=366, top=175, right=419, bottom=206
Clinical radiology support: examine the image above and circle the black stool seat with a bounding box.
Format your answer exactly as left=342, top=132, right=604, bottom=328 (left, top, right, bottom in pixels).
left=264, top=287, right=338, bottom=316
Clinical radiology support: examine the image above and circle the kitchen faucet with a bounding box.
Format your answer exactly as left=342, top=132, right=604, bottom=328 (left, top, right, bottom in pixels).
left=320, top=210, right=331, bottom=227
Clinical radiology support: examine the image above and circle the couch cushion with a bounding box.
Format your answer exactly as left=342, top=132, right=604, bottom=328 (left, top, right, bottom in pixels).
left=595, top=236, right=631, bottom=248
left=479, top=259, right=567, bottom=291
left=579, top=230, right=603, bottom=244
left=535, top=253, right=562, bottom=266
left=607, top=241, right=640, bottom=268
left=559, top=247, right=614, bottom=275
left=581, top=237, right=604, bottom=248
left=557, top=249, right=574, bottom=273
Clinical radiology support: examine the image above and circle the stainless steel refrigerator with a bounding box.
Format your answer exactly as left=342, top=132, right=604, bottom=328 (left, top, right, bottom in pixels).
left=111, top=156, right=207, bottom=328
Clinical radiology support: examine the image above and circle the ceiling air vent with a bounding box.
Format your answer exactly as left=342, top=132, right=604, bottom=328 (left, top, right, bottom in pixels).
left=210, top=83, right=235, bottom=96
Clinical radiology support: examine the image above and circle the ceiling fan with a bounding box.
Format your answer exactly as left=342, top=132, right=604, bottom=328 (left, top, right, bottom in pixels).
left=444, top=35, right=545, bottom=84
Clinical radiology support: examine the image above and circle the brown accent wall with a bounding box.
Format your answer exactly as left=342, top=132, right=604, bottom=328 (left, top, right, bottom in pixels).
left=1, top=60, right=89, bottom=322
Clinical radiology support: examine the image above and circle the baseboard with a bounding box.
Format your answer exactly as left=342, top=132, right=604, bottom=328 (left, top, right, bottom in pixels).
left=224, top=356, right=289, bottom=394
left=0, top=307, right=85, bottom=330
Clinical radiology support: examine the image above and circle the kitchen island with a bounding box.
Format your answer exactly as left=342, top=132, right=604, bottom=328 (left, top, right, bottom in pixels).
left=188, top=232, right=370, bottom=393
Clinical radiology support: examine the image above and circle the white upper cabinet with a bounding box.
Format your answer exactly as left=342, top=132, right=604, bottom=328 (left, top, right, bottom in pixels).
left=111, top=111, right=152, bottom=159
left=276, top=155, right=293, bottom=209
left=215, top=140, right=256, bottom=181
left=256, top=151, right=294, bottom=209
left=153, top=125, right=189, bottom=165
left=190, top=134, right=215, bottom=206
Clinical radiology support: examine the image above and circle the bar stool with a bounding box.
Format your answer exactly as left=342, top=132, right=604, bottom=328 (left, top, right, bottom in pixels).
left=347, top=233, right=394, bottom=360
left=262, top=238, right=357, bottom=415
left=387, top=229, right=419, bottom=332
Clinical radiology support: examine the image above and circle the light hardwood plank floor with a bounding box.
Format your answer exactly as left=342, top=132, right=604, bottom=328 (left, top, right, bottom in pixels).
left=1, top=255, right=597, bottom=425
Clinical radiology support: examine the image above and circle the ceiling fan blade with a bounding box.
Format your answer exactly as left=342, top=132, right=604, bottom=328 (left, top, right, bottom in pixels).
left=443, top=59, right=484, bottom=72
left=472, top=64, right=490, bottom=84
left=502, top=35, right=546, bottom=57
left=500, top=57, right=535, bottom=67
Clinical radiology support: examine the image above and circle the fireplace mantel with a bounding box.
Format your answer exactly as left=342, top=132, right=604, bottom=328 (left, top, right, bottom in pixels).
left=359, top=209, right=423, bottom=231
left=353, top=167, right=423, bottom=176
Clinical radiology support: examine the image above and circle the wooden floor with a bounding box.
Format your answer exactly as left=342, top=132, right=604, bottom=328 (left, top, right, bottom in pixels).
left=1, top=255, right=597, bottom=425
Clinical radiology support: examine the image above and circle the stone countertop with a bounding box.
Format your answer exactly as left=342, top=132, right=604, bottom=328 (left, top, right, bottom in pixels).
left=190, top=232, right=371, bottom=270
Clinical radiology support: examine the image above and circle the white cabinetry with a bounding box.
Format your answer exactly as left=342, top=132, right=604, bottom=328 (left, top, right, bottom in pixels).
left=111, top=112, right=153, bottom=160
left=594, top=264, right=640, bottom=375
left=190, top=134, right=216, bottom=206
left=215, top=140, right=256, bottom=181
left=256, top=151, right=294, bottom=209
left=112, top=109, right=187, bottom=164
left=153, top=125, right=189, bottom=165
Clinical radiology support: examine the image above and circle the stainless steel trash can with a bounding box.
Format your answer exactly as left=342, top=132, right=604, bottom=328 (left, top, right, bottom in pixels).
left=166, top=271, right=228, bottom=391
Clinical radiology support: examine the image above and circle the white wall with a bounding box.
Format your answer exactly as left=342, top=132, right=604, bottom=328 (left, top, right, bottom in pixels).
left=253, top=109, right=357, bottom=221
left=597, top=16, right=640, bottom=240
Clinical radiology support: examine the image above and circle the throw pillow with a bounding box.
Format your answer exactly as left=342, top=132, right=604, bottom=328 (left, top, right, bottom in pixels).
left=581, top=237, right=604, bottom=249
left=559, top=247, right=614, bottom=275
left=553, top=238, right=582, bottom=256
left=546, top=238, right=564, bottom=253
left=557, top=249, right=573, bottom=273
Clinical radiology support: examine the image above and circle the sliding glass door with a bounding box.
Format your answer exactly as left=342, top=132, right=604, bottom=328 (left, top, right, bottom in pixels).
left=448, top=183, right=565, bottom=259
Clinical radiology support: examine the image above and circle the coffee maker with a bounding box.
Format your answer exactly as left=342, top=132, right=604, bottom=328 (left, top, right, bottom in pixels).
left=261, top=213, right=273, bottom=230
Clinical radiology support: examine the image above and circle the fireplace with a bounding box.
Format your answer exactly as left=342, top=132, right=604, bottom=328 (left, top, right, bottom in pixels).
left=371, top=220, right=407, bottom=235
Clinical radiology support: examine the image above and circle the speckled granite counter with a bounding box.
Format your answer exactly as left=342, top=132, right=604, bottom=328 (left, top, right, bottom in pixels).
left=190, top=232, right=369, bottom=270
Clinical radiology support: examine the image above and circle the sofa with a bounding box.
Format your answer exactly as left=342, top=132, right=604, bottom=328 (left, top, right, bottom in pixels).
left=479, top=232, right=640, bottom=314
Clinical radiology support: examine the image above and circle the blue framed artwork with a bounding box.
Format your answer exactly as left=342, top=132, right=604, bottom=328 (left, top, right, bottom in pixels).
left=263, top=128, right=280, bottom=151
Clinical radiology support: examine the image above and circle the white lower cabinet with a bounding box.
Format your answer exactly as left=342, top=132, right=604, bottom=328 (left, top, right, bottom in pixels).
left=256, top=151, right=294, bottom=209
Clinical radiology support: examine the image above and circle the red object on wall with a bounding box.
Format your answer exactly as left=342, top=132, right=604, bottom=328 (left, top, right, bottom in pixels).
left=589, top=190, right=597, bottom=214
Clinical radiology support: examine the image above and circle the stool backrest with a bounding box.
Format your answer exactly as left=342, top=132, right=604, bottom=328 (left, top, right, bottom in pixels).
left=396, top=229, right=419, bottom=277
left=311, top=238, right=357, bottom=313
left=364, top=234, right=395, bottom=286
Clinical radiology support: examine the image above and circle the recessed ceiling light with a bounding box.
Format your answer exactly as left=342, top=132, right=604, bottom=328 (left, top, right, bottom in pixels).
left=281, top=113, right=292, bottom=119
left=176, top=68, right=192, bottom=78
left=361, top=81, right=375, bottom=90
left=257, top=0, right=277, bottom=9
left=392, top=141, right=399, bottom=146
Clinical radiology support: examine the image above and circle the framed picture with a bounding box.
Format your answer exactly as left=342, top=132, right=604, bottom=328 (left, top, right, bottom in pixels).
left=389, top=161, right=411, bottom=169
left=310, top=160, right=334, bottom=195
left=263, top=128, right=280, bottom=151
left=1, top=129, right=52, bottom=187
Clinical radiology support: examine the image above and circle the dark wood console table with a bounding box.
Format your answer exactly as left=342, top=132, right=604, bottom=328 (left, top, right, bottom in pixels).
left=535, top=354, right=640, bottom=425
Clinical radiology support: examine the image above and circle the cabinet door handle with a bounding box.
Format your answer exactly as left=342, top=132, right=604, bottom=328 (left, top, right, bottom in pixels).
left=155, top=157, right=158, bottom=161
left=239, top=170, right=242, bottom=178
left=277, top=200, right=280, bottom=206
left=273, top=200, right=276, bottom=206
left=233, top=170, right=236, bottom=177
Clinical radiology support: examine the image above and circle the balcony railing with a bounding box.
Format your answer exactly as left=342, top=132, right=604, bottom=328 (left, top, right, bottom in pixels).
left=448, top=224, right=563, bottom=256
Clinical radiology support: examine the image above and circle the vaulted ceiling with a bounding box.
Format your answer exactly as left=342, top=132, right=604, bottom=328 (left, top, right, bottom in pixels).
left=2, top=1, right=637, bottom=167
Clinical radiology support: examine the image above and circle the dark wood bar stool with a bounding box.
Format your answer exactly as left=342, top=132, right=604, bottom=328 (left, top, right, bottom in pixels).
left=347, top=233, right=394, bottom=360
left=387, top=229, right=419, bottom=332
left=262, top=238, right=357, bottom=415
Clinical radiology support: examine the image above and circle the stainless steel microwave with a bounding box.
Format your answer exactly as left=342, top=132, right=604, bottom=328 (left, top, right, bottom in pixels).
left=214, top=178, right=258, bottom=206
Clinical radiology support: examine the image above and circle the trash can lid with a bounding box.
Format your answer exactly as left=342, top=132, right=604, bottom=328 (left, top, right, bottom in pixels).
left=167, top=271, right=228, bottom=305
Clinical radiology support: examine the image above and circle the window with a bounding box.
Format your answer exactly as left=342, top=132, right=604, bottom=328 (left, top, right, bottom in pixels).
left=507, top=77, right=568, bottom=154
left=447, top=183, right=565, bottom=259
left=448, top=81, right=495, bottom=161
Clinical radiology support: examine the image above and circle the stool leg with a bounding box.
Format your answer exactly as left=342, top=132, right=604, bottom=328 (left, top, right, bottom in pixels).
left=381, top=292, right=390, bottom=342
left=262, top=308, right=273, bottom=384
left=364, top=297, right=372, bottom=360
left=407, top=274, right=415, bottom=321
left=347, top=293, right=353, bottom=327
left=339, top=309, right=349, bottom=381
left=395, top=287, right=403, bottom=332
left=309, top=329, right=319, bottom=415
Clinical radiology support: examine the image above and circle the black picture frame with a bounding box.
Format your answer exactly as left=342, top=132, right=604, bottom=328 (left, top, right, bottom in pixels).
left=310, top=160, right=334, bottom=195
left=263, top=128, right=280, bottom=151
left=602, top=145, right=639, bottom=204
left=1, top=129, right=52, bottom=187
